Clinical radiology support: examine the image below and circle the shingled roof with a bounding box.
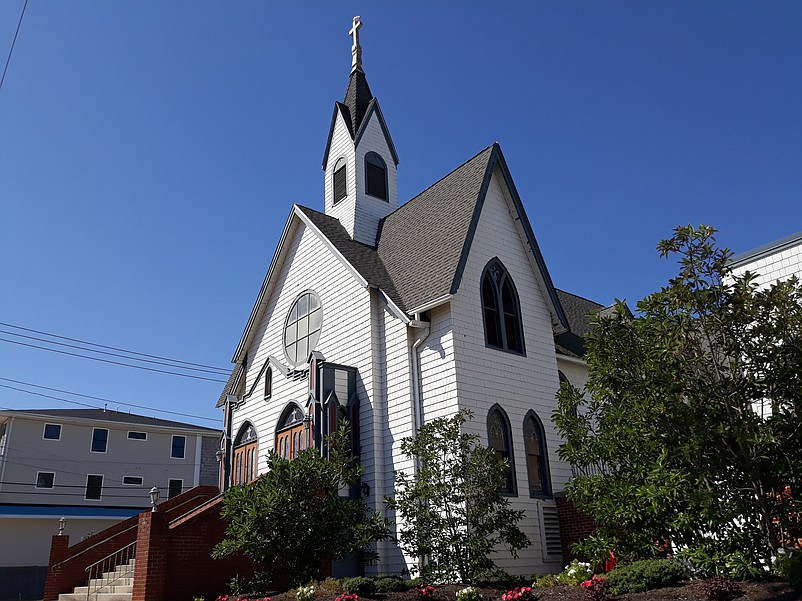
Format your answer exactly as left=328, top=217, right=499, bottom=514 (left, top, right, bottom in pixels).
left=553, top=289, right=604, bottom=357
left=342, top=69, right=373, bottom=135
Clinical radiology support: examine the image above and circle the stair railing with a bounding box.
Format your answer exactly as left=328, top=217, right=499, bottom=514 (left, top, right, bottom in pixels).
left=84, top=540, right=136, bottom=601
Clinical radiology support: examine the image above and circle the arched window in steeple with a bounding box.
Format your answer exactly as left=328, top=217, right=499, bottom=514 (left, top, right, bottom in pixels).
left=487, top=404, right=516, bottom=495
left=333, top=157, right=347, bottom=203
left=523, top=411, right=551, bottom=497
left=481, top=259, right=525, bottom=354
left=365, top=152, right=388, bottom=200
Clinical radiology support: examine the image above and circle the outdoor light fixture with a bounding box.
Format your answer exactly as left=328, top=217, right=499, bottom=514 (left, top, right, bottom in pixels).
left=149, top=486, right=160, bottom=512
left=58, top=516, right=66, bottom=536
left=361, top=482, right=370, bottom=498
left=215, top=449, right=223, bottom=463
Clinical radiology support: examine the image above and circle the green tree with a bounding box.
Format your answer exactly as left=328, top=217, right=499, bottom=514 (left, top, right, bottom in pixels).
left=554, top=225, right=802, bottom=577
left=212, top=427, right=390, bottom=589
left=387, top=410, right=530, bottom=583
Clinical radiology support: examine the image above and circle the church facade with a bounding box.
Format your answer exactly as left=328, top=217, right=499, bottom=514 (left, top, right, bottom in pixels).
left=216, top=17, right=602, bottom=577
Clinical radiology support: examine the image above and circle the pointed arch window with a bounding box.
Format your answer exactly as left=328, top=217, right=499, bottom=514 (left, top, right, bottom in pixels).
left=264, top=367, right=272, bottom=400
left=481, top=259, right=525, bottom=354
left=524, top=411, right=551, bottom=497
left=487, top=405, right=516, bottom=495
left=333, top=157, right=347, bottom=204
left=232, top=422, right=258, bottom=486
left=275, top=404, right=307, bottom=460
left=365, top=152, right=388, bottom=200
left=284, top=291, right=322, bottom=367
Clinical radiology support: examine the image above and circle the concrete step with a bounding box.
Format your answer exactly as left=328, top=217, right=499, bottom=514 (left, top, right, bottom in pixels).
left=87, top=577, right=133, bottom=588
left=59, top=593, right=132, bottom=601
left=74, top=585, right=133, bottom=595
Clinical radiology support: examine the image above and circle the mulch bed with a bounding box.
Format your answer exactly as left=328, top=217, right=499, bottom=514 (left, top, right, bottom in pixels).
left=271, top=581, right=801, bottom=601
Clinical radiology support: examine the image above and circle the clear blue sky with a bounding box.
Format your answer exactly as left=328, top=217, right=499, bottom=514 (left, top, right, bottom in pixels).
left=1, top=2, right=800, bottom=427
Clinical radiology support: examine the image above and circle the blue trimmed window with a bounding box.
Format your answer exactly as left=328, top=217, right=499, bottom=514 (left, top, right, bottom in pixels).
left=481, top=259, right=525, bottom=354
left=487, top=405, right=516, bottom=495
left=523, top=411, right=551, bottom=497
left=365, top=152, right=388, bottom=200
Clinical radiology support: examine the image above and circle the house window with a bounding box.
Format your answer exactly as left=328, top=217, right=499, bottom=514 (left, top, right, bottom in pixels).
left=524, top=411, right=551, bottom=497
left=232, top=422, right=258, bottom=486
left=283, top=291, right=322, bottom=367
left=333, top=157, right=347, bottom=203
left=171, top=435, right=186, bottom=459
left=264, top=367, right=272, bottom=400
left=36, top=472, right=55, bottom=488
left=365, top=152, right=388, bottom=200
left=85, top=474, right=103, bottom=500
left=168, top=479, right=183, bottom=499
left=91, top=428, right=108, bottom=453
left=481, top=259, right=525, bottom=354
left=122, top=476, right=143, bottom=486
left=275, top=404, right=306, bottom=460
left=43, top=424, right=62, bottom=440
left=127, top=431, right=147, bottom=440
left=487, top=405, right=516, bottom=495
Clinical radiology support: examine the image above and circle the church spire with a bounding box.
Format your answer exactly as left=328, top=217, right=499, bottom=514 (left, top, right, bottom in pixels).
left=343, top=16, right=373, bottom=135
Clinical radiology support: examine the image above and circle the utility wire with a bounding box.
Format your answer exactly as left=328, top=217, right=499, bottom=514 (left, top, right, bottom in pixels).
left=0, top=338, right=228, bottom=383
left=0, top=322, right=230, bottom=373
left=0, top=377, right=220, bottom=423
left=0, top=0, right=27, bottom=93
left=0, top=328, right=229, bottom=375
left=0, top=383, right=220, bottom=423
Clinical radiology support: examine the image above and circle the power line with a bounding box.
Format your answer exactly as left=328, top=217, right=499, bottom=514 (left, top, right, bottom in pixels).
left=0, top=322, right=231, bottom=373
left=0, top=382, right=220, bottom=423
left=0, top=377, right=220, bottom=422
left=0, top=0, right=27, bottom=93
left=0, top=338, right=228, bottom=383
left=0, top=328, right=229, bottom=375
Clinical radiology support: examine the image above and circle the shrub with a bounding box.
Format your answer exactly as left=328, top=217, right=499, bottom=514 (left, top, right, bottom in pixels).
left=558, top=560, right=593, bottom=586
left=341, top=577, right=376, bottom=596
left=606, top=559, right=688, bottom=595
left=580, top=575, right=610, bottom=601
left=533, top=574, right=559, bottom=589
left=703, top=577, right=744, bottom=601
left=374, top=577, right=406, bottom=593
left=455, top=587, right=481, bottom=601
left=296, top=585, right=316, bottom=601
left=773, top=552, right=802, bottom=589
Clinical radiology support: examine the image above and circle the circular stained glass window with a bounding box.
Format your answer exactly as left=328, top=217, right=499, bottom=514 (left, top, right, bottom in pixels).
left=283, top=291, right=322, bottom=367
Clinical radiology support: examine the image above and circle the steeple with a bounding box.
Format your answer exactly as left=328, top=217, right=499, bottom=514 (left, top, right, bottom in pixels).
left=321, top=16, right=399, bottom=246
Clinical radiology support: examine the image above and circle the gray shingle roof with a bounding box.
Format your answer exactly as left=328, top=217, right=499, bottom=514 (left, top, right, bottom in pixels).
left=553, top=289, right=604, bottom=357
left=1, top=408, right=219, bottom=432
left=377, top=145, right=495, bottom=312
left=343, top=70, right=373, bottom=135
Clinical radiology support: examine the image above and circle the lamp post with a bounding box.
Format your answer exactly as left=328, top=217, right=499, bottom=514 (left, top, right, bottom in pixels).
left=149, top=486, right=160, bottom=512
left=58, top=516, right=66, bottom=536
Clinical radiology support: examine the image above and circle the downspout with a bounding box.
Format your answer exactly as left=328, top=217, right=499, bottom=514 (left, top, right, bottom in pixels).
left=408, top=313, right=430, bottom=576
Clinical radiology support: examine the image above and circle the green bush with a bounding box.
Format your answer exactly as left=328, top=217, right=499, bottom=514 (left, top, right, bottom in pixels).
left=773, top=553, right=802, bottom=590
left=533, top=574, right=559, bottom=588
left=341, top=577, right=376, bottom=596
left=606, top=559, right=688, bottom=595
left=374, top=577, right=406, bottom=593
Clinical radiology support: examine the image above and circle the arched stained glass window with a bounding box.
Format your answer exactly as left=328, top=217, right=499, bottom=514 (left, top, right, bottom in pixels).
left=487, top=405, right=516, bottom=495
left=232, top=422, right=258, bottom=486
left=481, top=259, right=524, bottom=354
left=524, top=411, right=551, bottom=497
left=275, top=404, right=306, bottom=460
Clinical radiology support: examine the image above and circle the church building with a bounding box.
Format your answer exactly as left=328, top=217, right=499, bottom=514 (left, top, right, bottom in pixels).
left=216, top=17, right=603, bottom=577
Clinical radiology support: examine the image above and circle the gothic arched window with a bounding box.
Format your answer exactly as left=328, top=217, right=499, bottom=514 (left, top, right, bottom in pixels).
left=523, top=411, right=551, bottom=497
left=264, top=367, right=272, bottom=400
left=487, top=405, right=516, bottom=495
left=333, top=157, right=347, bottom=203
left=365, top=152, right=388, bottom=200
left=275, top=404, right=306, bottom=460
left=481, top=259, right=524, bottom=354
left=232, top=422, right=258, bottom=486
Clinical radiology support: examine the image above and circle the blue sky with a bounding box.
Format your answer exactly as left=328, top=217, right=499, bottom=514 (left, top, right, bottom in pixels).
left=1, top=2, right=800, bottom=427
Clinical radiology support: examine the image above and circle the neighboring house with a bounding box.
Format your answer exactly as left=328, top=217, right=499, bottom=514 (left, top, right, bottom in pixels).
left=0, top=408, right=219, bottom=601
left=729, top=230, right=802, bottom=287
left=216, top=18, right=606, bottom=578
